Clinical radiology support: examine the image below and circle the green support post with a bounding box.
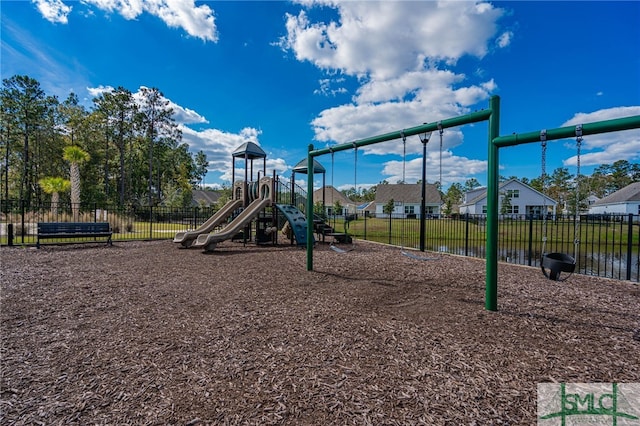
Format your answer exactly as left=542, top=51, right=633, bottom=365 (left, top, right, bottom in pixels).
left=485, top=96, right=500, bottom=311
left=306, top=144, right=315, bottom=271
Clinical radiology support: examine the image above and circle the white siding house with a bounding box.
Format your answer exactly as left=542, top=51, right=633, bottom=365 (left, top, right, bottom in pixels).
left=459, top=178, right=557, bottom=217
left=588, top=182, right=640, bottom=216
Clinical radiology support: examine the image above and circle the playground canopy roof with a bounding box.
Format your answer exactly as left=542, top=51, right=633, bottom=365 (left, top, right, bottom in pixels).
left=232, top=142, right=266, bottom=159
left=292, top=158, right=326, bottom=175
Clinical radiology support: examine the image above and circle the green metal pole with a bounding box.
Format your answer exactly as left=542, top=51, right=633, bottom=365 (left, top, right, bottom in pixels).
left=493, top=115, right=640, bottom=147
left=306, top=144, right=315, bottom=271
left=308, top=109, right=492, bottom=158
left=486, top=95, right=500, bottom=311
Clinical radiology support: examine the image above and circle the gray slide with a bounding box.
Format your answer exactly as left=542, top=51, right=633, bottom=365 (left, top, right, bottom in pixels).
left=191, top=198, right=271, bottom=252
left=173, top=199, right=243, bottom=247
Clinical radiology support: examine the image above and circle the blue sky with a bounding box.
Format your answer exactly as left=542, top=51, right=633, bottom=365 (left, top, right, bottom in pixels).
left=2, top=0, right=639, bottom=192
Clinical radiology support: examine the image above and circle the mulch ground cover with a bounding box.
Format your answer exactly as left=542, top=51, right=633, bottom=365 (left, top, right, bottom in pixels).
left=1, top=239, right=639, bottom=425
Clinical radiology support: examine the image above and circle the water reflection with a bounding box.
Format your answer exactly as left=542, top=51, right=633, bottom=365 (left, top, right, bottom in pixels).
left=424, top=244, right=639, bottom=281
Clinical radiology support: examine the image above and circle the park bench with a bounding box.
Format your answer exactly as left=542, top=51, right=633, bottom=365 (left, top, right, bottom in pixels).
left=37, top=222, right=113, bottom=248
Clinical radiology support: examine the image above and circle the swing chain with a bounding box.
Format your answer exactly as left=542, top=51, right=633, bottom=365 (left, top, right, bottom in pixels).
left=329, top=147, right=334, bottom=208
left=574, top=125, right=583, bottom=250
left=353, top=143, right=358, bottom=194
left=438, top=122, right=444, bottom=188
left=540, top=130, right=548, bottom=251
left=401, top=130, right=407, bottom=184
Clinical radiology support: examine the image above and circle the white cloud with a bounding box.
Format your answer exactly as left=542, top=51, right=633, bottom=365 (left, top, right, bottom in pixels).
left=87, top=85, right=114, bottom=97
left=312, top=100, right=468, bottom=156
left=35, top=0, right=218, bottom=41
left=33, top=0, right=72, bottom=24
left=89, top=85, right=209, bottom=125
left=143, top=0, right=217, bottom=42
left=314, top=78, right=348, bottom=97
left=169, top=103, right=208, bottom=125
left=180, top=125, right=290, bottom=182
left=561, top=106, right=640, bottom=167
left=279, top=1, right=505, bottom=187
left=280, top=1, right=505, bottom=79
left=381, top=149, right=487, bottom=187
left=496, top=31, right=513, bottom=48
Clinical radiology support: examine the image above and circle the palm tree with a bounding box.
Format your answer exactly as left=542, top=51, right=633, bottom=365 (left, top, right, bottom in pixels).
left=63, top=145, right=90, bottom=220
left=39, top=176, right=70, bottom=217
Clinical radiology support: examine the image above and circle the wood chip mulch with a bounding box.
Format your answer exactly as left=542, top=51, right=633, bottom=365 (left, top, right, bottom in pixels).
left=1, top=239, right=639, bottom=425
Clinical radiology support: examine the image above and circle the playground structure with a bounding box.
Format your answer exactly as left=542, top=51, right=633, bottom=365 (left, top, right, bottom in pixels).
left=174, top=142, right=317, bottom=252
left=305, top=95, right=640, bottom=311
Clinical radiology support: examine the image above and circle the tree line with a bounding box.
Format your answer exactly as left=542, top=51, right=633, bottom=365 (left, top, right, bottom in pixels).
left=3, top=74, right=637, bottom=212
left=1, top=75, right=209, bottom=209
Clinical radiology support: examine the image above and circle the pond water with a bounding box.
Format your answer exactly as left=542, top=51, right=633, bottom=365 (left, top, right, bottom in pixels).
left=431, top=244, right=639, bottom=282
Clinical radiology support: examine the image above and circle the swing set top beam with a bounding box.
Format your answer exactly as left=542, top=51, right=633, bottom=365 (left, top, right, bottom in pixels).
left=493, top=115, right=640, bottom=148
left=307, top=108, right=493, bottom=158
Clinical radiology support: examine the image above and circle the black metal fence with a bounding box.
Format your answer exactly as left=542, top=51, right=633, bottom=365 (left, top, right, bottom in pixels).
left=2, top=198, right=638, bottom=283
left=328, top=212, right=640, bottom=283
left=0, top=199, right=218, bottom=245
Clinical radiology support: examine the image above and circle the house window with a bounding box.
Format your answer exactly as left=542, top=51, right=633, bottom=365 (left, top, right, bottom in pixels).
left=404, top=205, right=415, bottom=214
left=506, top=189, right=519, bottom=198
left=503, top=205, right=519, bottom=214
left=482, top=205, right=487, bottom=214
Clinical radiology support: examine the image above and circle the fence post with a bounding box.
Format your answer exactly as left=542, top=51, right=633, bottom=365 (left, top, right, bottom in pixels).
left=528, top=216, right=534, bottom=266
left=149, top=205, right=153, bottom=239
left=627, top=213, right=633, bottom=281
left=193, top=207, right=198, bottom=229
left=20, top=199, right=25, bottom=244
left=363, top=213, right=367, bottom=240
left=388, top=214, right=392, bottom=245
left=464, top=214, right=470, bottom=257
left=8, top=223, right=14, bottom=246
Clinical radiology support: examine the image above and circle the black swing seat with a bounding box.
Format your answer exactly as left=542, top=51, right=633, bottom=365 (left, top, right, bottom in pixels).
left=326, top=233, right=352, bottom=244
left=541, top=252, right=576, bottom=281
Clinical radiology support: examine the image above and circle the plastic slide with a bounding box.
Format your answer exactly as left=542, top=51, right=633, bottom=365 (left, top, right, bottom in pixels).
left=173, top=199, right=243, bottom=247
left=192, top=198, right=271, bottom=251
left=275, top=204, right=311, bottom=246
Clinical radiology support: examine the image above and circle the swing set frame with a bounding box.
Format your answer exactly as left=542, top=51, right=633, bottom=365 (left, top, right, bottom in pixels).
left=305, top=95, right=640, bottom=311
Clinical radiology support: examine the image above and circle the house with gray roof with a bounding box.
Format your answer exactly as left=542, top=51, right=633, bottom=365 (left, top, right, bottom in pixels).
left=312, top=186, right=357, bottom=217
left=459, top=178, right=557, bottom=218
left=588, top=182, right=640, bottom=217
left=191, top=190, right=222, bottom=207
left=374, top=183, right=442, bottom=218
